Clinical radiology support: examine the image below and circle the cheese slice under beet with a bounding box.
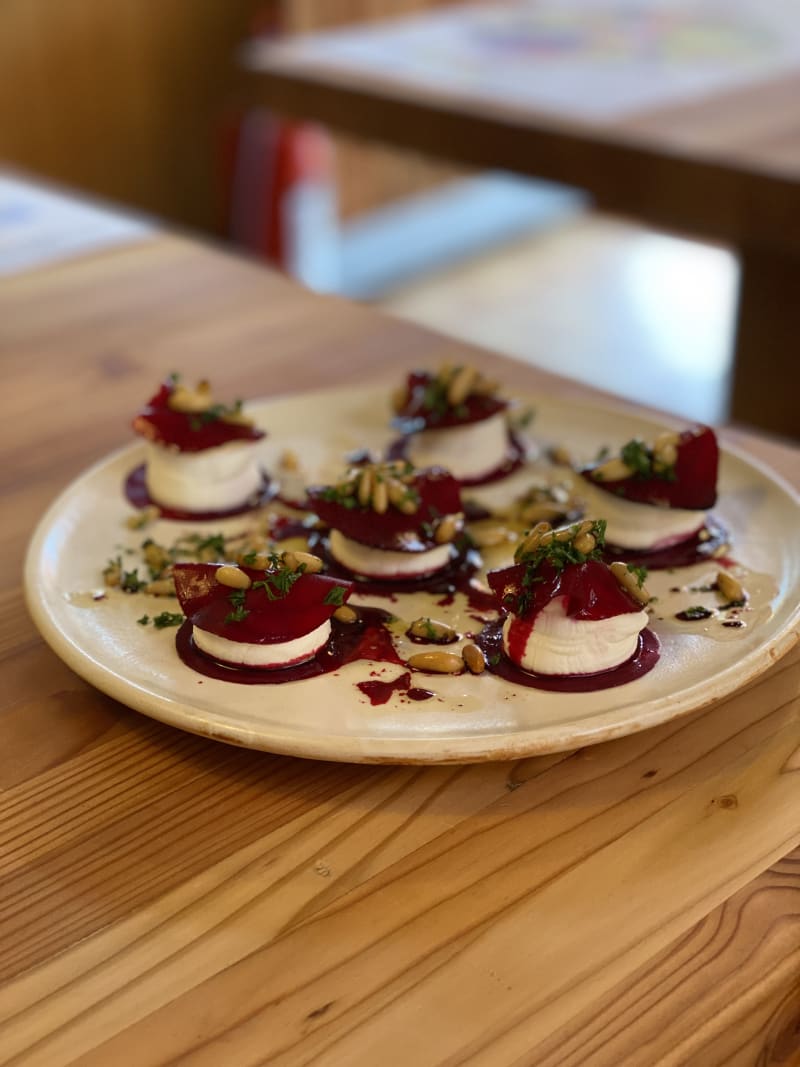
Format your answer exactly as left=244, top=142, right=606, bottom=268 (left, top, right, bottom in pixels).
left=307, top=467, right=462, bottom=551
left=173, top=563, right=353, bottom=644
left=582, top=426, right=718, bottom=510
left=133, top=382, right=265, bottom=453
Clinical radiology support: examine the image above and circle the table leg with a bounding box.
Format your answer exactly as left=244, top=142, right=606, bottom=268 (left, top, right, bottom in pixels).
left=732, top=244, right=800, bottom=439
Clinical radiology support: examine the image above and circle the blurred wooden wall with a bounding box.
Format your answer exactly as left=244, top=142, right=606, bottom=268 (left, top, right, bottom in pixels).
left=0, top=0, right=462, bottom=234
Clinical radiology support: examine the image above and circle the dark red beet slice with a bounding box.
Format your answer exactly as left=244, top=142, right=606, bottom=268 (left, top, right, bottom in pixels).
left=307, top=467, right=462, bottom=551
left=582, top=426, right=718, bottom=510
left=393, top=371, right=507, bottom=432
left=133, top=381, right=265, bottom=453
left=487, top=559, right=642, bottom=623
left=173, top=563, right=352, bottom=643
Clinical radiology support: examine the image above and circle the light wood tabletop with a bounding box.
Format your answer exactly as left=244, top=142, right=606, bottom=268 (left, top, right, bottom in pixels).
left=3, top=227, right=800, bottom=1065
left=243, top=1, right=800, bottom=439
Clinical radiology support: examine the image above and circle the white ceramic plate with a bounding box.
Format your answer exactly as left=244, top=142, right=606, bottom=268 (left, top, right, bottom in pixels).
left=25, top=384, right=800, bottom=764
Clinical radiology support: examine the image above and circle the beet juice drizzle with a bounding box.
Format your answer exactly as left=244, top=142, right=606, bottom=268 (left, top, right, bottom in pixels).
left=125, top=464, right=274, bottom=522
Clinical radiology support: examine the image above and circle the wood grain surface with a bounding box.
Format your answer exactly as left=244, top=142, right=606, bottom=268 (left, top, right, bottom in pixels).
left=3, top=234, right=800, bottom=1065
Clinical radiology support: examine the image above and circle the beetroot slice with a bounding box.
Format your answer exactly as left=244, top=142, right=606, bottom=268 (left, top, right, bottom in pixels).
left=393, top=371, right=507, bottom=432
left=487, top=560, right=642, bottom=622
left=583, top=426, right=718, bottom=510
left=173, top=563, right=353, bottom=643
left=133, top=382, right=265, bottom=453
left=307, top=467, right=462, bottom=551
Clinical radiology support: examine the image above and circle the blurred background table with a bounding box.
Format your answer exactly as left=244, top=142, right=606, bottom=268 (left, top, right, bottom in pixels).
left=245, top=0, right=800, bottom=439
left=2, top=178, right=800, bottom=1064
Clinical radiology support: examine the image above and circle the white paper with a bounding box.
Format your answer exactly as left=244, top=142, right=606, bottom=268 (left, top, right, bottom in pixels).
left=0, top=176, right=152, bottom=277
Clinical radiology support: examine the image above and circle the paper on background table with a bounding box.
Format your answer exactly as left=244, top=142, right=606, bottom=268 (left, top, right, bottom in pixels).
left=275, top=0, right=800, bottom=121
left=0, top=176, right=152, bottom=277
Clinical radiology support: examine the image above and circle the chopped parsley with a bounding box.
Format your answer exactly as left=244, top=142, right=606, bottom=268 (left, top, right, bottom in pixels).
left=319, top=485, right=359, bottom=509
left=620, top=439, right=653, bottom=478
left=195, top=533, right=227, bottom=558
left=240, top=550, right=260, bottom=566
left=121, top=568, right=146, bottom=593
left=626, top=564, right=648, bottom=589
left=137, top=612, right=184, bottom=629
left=188, top=399, right=244, bottom=431
left=224, top=588, right=250, bottom=624
left=512, top=520, right=607, bottom=616
left=323, top=586, right=348, bottom=607
left=422, top=376, right=451, bottom=418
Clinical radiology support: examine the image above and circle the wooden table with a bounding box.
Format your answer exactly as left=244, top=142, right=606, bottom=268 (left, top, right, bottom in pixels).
left=3, top=230, right=800, bottom=1065
left=243, top=1, right=800, bottom=439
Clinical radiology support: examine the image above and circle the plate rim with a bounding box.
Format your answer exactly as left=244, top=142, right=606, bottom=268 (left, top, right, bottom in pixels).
left=24, top=383, right=800, bottom=764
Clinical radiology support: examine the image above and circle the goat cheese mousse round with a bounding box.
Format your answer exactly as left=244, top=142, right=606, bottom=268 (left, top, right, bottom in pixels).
left=307, top=461, right=464, bottom=582
left=579, top=425, right=721, bottom=567
left=482, top=519, right=659, bottom=687
left=390, top=365, right=519, bottom=485
left=173, top=552, right=353, bottom=669
left=130, top=376, right=266, bottom=517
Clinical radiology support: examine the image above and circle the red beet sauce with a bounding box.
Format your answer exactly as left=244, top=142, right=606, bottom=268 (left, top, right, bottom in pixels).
left=175, top=607, right=402, bottom=685
left=357, top=671, right=435, bottom=705
left=125, top=463, right=274, bottom=521
left=475, top=619, right=660, bottom=693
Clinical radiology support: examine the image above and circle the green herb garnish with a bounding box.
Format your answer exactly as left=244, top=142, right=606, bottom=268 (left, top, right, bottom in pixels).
left=121, top=568, right=146, bottom=593
left=323, top=586, right=347, bottom=607
left=152, top=612, right=185, bottom=629
left=137, top=614, right=150, bottom=625
left=626, top=563, right=648, bottom=589
left=620, top=439, right=652, bottom=478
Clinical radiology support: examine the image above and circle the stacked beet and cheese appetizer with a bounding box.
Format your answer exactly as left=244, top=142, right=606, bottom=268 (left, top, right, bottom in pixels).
left=487, top=520, right=654, bottom=677
left=308, top=461, right=464, bottom=581
left=132, top=376, right=265, bottom=515
left=173, top=550, right=352, bottom=669
left=580, top=426, right=719, bottom=555
left=391, top=365, right=515, bottom=484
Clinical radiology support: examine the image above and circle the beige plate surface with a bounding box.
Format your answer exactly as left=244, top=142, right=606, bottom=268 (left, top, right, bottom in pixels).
left=25, top=384, right=800, bottom=764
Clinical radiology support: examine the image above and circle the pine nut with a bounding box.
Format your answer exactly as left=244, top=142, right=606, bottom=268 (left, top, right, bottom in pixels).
left=358, top=468, right=373, bottom=507
left=550, top=445, right=573, bottom=466
left=145, top=578, right=176, bottom=596
left=462, top=644, right=486, bottom=674
left=126, top=505, right=160, bottom=530
left=168, top=384, right=214, bottom=414
left=472, top=375, right=499, bottom=395
left=391, top=386, right=408, bottom=413
left=397, top=494, right=420, bottom=515
left=409, top=617, right=457, bottom=642
left=716, top=570, right=745, bottom=602
left=573, top=532, right=597, bottom=554
left=578, top=520, right=596, bottom=535
left=654, top=442, right=678, bottom=467
left=555, top=529, right=573, bottom=542
left=387, top=477, right=408, bottom=508
left=284, top=551, right=324, bottom=574
left=407, top=651, right=464, bottom=675
left=333, top=605, right=358, bottom=624
left=238, top=551, right=270, bottom=570
left=610, top=561, right=651, bottom=605
left=653, top=431, right=680, bottom=452
left=447, top=365, right=477, bottom=406
left=434, top=513, right=463, bottom=544
left=216, top=566, right=252, bottom=590
left=472, top=524, right=512, bottom=548
left=592, top=457, right=634, bottom=482
left=372, top=479, right=389, bottom=514
left=279, top=449, right=300, bottom=472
